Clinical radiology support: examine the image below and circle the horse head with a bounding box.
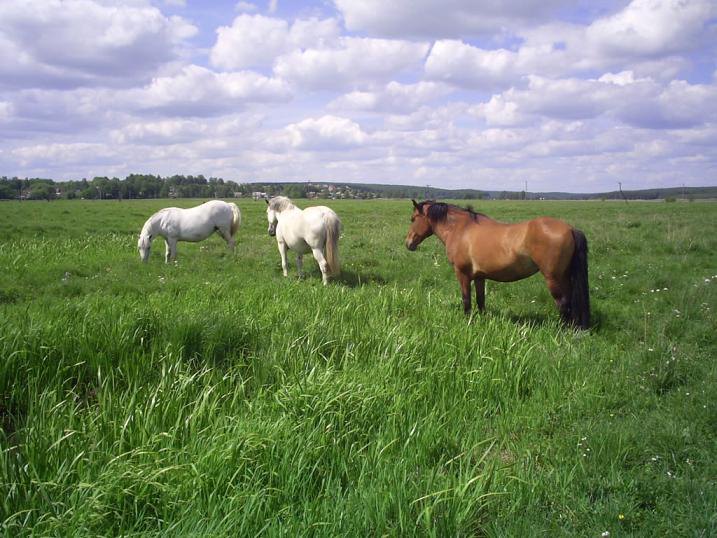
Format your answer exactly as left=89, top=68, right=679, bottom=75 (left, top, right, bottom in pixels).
left=266, top=198, right=278, bottom=236
left=405, top=199, right=435, bottom=251
left=138, top=232, right=152, bottom=262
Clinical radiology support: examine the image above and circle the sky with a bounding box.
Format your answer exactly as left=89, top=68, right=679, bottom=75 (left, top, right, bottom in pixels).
left=0, top=0, right=715, bottom=193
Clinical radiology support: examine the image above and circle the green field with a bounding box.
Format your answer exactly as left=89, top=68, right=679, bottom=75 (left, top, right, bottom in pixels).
left=1, top=198, right=715, bottom=536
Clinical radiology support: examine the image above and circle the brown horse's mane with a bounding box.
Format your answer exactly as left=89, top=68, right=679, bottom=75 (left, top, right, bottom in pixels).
left=416, top=200, right=488, bottom=223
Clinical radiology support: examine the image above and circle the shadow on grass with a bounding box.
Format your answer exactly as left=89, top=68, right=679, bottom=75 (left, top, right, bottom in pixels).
left=335, top=269, right=388, bottom=288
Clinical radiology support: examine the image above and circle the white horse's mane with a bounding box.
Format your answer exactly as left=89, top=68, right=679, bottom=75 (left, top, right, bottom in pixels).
left=268, top=196, right=295, bottom=212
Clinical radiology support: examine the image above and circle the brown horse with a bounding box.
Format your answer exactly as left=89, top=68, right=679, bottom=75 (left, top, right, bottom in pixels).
left=405, top=200, right=590, bottom=329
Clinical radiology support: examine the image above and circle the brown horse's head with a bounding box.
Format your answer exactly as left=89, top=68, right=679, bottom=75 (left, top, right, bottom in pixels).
left=405, top=199, right=434, bottom=251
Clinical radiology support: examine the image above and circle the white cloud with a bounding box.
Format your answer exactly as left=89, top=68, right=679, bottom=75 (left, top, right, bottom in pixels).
left=235, top=2, right=258, bottom=12
left=470, top=74, right=717, bottom=130
left=334, top=0, right=565, bottom=39
left=274, top=37, right=430, bottom=90
left=586, top=0, right=716, bottom=59
left=1, top=0, right=715, bottom=191
left=210, top=15, right=340, bottom=70
left=132, top=65, right=291, bottom=116
left=425, top=40, right=520, bottom=90
left=286, top=115, right=370, bottom=150
left=330, top=81, right=450, bottom=113
left=0, top=0, right=196, bottom=89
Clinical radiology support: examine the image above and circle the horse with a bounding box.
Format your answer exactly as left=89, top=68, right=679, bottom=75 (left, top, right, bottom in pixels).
left=405, top=200, right=590, bottom=329
left=266, top=196, right=341, bottom=285
left=137, top=200, right=241, bottom=263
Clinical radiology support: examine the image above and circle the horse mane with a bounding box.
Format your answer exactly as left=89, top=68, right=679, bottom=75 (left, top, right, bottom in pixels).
left=416, top=200, right=487, bottom=223
left=268, top=196, right=295, bottom=212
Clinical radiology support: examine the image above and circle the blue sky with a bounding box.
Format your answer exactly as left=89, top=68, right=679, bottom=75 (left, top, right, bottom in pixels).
left=0, top=0, right=715, bottom=192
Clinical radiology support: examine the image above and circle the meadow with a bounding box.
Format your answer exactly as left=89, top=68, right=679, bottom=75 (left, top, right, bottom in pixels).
left=0, top=197, right=715, bottom=536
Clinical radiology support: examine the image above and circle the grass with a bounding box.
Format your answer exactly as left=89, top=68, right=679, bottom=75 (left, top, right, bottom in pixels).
left=1, top=198, right=715, bottom=536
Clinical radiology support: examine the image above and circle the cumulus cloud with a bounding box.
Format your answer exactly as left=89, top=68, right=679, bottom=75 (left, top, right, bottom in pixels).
left=333, top=0, right=565, bottom=39
left=469, top=74, right=717, bottom=130
left=0, top=0, right=196, bottom=89
left=585, top=0, right=716, bottom=59
left=1, top=0, right=715, bottom=191
left=286, top=115, right=370, bottom=150
left=210, top=15, right=340, bottom=70
left=425, top=40, right=522, bottom=90
left=329, top=81, right=451, bottom=113
left=274, top=37, right=430, bottom=90
left=131, top=65, right=291, bottom=116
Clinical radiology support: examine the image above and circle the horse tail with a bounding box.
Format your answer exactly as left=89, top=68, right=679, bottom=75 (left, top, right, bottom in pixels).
left=569, top=228, right=590, bottom=329
left=229, top=203, right=242, bottom=237
left=324, top=212, right=341, bottom=276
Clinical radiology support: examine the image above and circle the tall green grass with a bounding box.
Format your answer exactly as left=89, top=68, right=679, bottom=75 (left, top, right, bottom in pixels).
left=1, top=199, right=715, bottom=535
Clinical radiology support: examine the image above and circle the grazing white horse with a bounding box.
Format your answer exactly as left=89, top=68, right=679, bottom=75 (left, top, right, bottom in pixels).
left=266, top=196, right=341, bottom=285
left=138, top=200, right=241, bottom=263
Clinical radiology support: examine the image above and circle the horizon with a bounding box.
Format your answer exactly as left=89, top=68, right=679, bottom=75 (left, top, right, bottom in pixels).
left=1, top=1, right=716, bottom=193
left=5, top=175, right=715, bottom=197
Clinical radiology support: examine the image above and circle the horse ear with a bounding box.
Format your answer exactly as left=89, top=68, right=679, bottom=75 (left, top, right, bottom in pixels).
left=265, top=198, right=269, bottom=205
left=411, top=199, right=418, bottom=209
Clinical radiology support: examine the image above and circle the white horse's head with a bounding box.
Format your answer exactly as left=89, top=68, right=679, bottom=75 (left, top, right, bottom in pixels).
left=137, top=232, right=152, bottom=262
left=266, top=196, right=294, bottom=236
left=265, top=198, right=278, bottom=236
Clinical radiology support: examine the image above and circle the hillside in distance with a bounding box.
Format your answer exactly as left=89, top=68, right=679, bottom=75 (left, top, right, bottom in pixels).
left=2, top=175, right=715, bottom=201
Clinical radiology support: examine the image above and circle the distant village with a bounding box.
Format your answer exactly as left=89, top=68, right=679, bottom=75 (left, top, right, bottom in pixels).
left=247, top=183, right=380, bottom=201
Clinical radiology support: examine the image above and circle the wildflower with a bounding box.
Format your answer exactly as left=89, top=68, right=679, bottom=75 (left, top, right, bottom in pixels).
left=602, top=532, right=610, bottom=537
left=618, top=514, right=625, bottom=521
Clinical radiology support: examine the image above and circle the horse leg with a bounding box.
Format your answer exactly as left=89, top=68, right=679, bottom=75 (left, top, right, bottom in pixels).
left=544, top=275, right=571, bottom=324
left=474, top=277, right=486, bottom=313
left=455, top=269, right=472, bottom=315
left=277, top=241, right=289, bottom=277
left=312, top=248, right=329, bottom=285
left=218, top=227, right=235, bottom=253
left=167, top=238, right=178, bottom=262
left=296, top=254, right=304, bottom=279
left=164, top=237, right=177, bottom=263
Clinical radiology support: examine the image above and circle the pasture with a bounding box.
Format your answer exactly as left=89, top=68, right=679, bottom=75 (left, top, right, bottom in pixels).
left=1, top=198, right=715, bottom=536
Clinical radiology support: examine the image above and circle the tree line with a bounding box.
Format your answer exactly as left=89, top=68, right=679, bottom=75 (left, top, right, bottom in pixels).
left=0, top=175, right=256, bottom=201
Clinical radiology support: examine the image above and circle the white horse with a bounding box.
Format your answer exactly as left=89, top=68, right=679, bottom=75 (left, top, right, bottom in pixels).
left=138, top=200, right=241, bottom=263
left=266, top=196, right=341, bottom=285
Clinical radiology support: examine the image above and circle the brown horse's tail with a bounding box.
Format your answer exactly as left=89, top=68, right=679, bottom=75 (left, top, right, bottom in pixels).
left=569, top=229, right=590, bottom=329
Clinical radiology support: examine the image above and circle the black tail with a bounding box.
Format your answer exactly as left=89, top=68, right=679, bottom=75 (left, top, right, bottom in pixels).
left=569, top=229, right=590, bottom=329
